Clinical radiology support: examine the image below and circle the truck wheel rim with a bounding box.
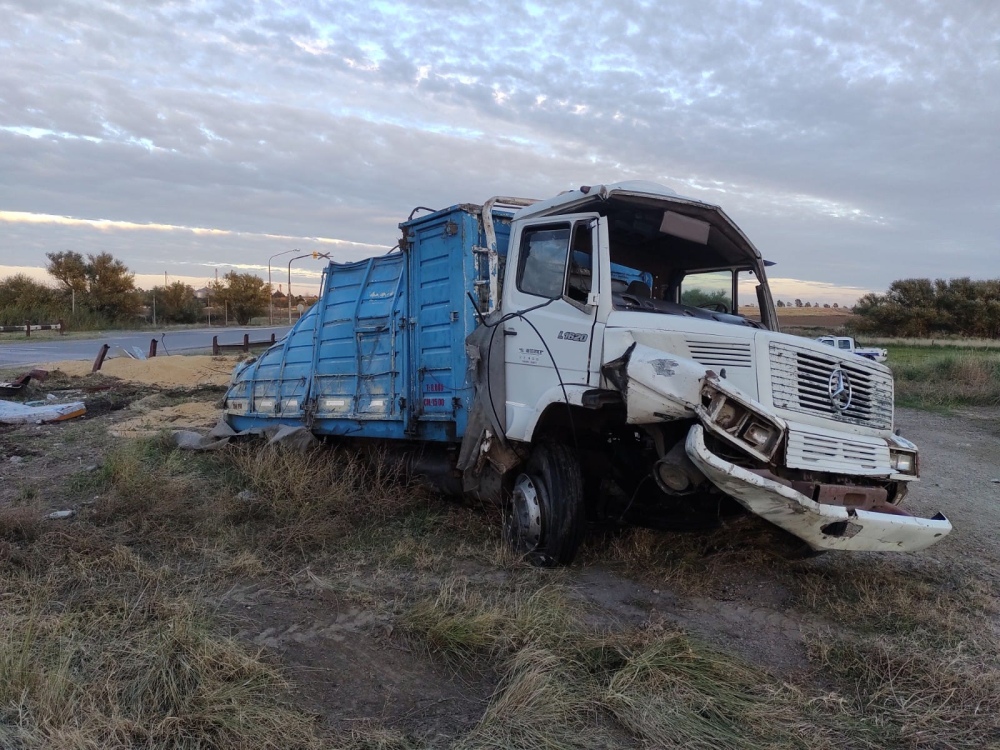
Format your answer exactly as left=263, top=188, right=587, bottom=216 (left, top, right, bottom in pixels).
left=511, top=473, right=543, bottom=549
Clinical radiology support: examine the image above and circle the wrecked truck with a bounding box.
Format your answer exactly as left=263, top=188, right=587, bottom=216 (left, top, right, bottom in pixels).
left=222, top=181, right=951, bottom=565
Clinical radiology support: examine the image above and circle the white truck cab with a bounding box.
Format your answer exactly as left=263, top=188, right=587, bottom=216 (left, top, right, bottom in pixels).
left=464, top=182, right=950, bottom=564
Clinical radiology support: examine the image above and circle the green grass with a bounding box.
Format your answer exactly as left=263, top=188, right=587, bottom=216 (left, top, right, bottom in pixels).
left=887, top=344, right=1000, bottom=408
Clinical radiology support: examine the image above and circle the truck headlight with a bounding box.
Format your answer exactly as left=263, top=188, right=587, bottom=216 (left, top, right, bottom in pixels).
left=699, top=378, right=784, bottom=462
left=742, top=420, right=778, bottom=451
left=890, top=449, right=918, bottom=476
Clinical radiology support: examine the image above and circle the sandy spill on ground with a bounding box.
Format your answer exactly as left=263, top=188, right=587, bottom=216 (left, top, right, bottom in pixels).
left=111, top=400, right=221, bottom=438
left=37, top=354, right=237, bottom=436
left=46, top=355, right=243, bottom=388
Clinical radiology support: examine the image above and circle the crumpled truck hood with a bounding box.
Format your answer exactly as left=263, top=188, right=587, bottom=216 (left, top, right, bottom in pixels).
left=601, top=319, right=760, bottom=425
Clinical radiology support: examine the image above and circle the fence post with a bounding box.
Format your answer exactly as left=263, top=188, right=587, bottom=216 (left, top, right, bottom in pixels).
left=25, top=321, right=30, bottom=338
left=270, top=333, right=276, bottom=344
left=58, top=319, right=65, bottom=335
left=212, top=336, right=220, bottom=356
left=149, top=339, right=158, bottom=358
left=243, top=333, right=250, bottom=352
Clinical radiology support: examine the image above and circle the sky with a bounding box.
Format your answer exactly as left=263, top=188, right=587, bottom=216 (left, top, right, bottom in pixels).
left=1, top=0, right=997, bottom=305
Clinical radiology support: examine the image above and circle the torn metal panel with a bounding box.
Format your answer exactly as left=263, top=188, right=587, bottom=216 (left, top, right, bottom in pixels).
left=686, top=425, right=951, bottom=552
left=0, top=399, right=86, bottom=424
left=0, top=369, right=48, bottom=396
left=609, top=342, right=705, bottom=423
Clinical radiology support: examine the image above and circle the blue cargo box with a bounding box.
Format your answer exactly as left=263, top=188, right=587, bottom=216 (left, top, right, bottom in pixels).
left=224, top=204, right=512, bottom=443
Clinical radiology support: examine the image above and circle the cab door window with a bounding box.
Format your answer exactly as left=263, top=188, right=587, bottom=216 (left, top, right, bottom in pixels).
left=517, top=224, right=570, bottom=299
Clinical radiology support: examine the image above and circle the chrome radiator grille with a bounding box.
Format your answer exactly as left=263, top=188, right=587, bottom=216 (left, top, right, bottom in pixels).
left=769, top=342, right=893, bottom=429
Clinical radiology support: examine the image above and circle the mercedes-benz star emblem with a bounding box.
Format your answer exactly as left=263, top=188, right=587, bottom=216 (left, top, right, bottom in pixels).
left=828, top=368, right=853, bottom=412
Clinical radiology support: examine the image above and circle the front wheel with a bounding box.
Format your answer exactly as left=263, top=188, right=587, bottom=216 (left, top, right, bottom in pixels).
left=505, top=443, right=585, bottom=566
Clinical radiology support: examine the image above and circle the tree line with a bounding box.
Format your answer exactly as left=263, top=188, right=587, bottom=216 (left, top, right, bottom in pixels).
left=775, top=300, right=841, bottom=309
left=851, top=278, right=1000, bottom=338
left=0, top=251, right=278, bottom=327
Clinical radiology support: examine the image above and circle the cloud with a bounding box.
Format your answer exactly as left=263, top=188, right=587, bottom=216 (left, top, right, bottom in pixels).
left=0, top=0, right=997, bottom=297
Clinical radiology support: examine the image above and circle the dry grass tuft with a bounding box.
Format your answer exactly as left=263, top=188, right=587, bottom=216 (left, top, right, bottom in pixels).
left=591, top=519, right=800, bottom=596
left=792, top=558, right=993, bottom=642
left=0, top=539, right=321, bottom=748
left=222, top=443, right=427, bottom=556
left=456, top=645, right=613, bottom=750
left=811, top=635, right=1000, bottom=748
left=405, top=578, right=575, bottom=661
left=0, top=505, right=45, bottom=544
left=403, top=576, right=860, bottom=749
left=87, top=437, right=216, bottom=538
left=338, top=722, right=420, bottom=750
left=792, top=558, right=1000, bottom=748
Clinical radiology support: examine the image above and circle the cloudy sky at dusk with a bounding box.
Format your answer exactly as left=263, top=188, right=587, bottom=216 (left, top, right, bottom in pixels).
left=1, top=0, right=997, bottom=304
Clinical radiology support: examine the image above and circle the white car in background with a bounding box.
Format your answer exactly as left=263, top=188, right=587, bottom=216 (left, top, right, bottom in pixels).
left=817, top=336, right=888, bottom=363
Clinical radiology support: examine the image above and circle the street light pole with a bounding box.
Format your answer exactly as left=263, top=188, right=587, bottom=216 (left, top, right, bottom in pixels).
left=287, top=252, right=330, bottom=324
left=267, top=249, right=298, bottom=325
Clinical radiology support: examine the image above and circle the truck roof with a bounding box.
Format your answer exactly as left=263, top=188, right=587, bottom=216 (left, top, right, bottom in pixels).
left=515, top=181, right=763, bottom=266
left=512, top=180, right=684, bottom=221
left=399, top=181, right=763, bottom=268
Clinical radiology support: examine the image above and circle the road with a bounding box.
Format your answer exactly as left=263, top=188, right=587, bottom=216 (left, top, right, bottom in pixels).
left=0, top=326, right=291, bottom=369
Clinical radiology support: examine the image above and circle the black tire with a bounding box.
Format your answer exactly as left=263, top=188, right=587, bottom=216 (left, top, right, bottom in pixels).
left=505, top=443, right=586, bottom=567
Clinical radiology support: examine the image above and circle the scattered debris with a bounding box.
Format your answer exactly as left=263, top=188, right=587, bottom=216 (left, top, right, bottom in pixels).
left=108, top=345, right=148, bottom=361
left=171, top=421, right=319, bottom=452
left=0, top=368, right=49, bottom=396
left=235, top=489, right=256, bottom=502
left=0, top=399, right=86, bottom=424
left=46, top=509, right=76, bottom=520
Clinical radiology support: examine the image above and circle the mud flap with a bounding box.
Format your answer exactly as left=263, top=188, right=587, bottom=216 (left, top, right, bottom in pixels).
left=685, top=425, right=951, bottom=552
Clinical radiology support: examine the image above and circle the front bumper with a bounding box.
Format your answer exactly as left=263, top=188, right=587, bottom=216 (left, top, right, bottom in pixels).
left=685, top=425, right=952, bottom=552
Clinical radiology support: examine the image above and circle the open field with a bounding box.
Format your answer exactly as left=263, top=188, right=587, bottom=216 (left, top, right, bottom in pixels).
left=1, top=359, right=999, bottom=747
left=886, top=345, right=1000, bottom=409
left=739, top=306, right=855, bottom=332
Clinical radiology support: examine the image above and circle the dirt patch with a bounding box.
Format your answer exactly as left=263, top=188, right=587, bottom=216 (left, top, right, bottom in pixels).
left=216, top=580, right=491, bottom=741
left=896, top=406, right=1000, bottom=578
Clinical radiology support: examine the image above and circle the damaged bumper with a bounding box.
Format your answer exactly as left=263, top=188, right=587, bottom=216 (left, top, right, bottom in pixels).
left=685, top=425, right=951, bottom=552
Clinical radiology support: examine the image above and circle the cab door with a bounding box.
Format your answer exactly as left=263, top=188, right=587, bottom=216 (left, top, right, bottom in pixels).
left=503, top=213, right=607, bottom=435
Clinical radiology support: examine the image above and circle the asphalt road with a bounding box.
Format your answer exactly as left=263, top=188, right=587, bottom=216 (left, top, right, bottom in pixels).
left=0, top=326, right=291, bottom=369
